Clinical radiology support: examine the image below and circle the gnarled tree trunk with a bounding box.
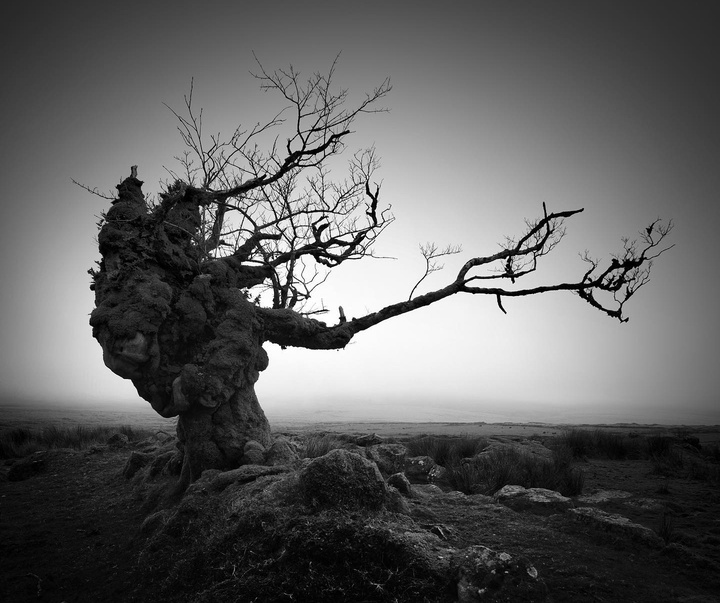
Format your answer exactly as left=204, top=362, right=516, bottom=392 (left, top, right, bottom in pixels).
left=90, top=176, right=273, bottom=482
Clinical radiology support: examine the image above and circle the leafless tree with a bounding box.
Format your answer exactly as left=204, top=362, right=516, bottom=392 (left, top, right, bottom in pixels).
left=86, top=57, right=673, bottom=483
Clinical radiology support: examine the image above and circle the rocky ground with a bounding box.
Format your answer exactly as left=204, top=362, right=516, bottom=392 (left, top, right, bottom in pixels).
left=1, top=425, right=719, bottom=602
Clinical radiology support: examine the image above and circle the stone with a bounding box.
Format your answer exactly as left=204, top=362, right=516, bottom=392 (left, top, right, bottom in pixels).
left=140, top=510, right=171, bottom=536
left=451, top=545, right=547, bottom=602
left=386, top=486, right=411, bottom=514
left=404, top=455, right=438, bottom=484
left=265, top=437, right=299, bottom=466
left=7, top=451, right=48, bottom=482
left=197, top=464, right=291, bottom=493
left=354, top=433, right=383, bottom=446
left=298, top=449, right=388, bottom=511
left=494, top=485, right=574, bottom=516
left=244, top=440, right=266, bottom=453
left=428, top=464, right=452, bottom=489
left=576, top=489, right=632, bottom=504
left=148, top=450, right=179, bottom=477
left=568, top=507, right=664, bottom=547
left=365, top=443, right=407, bottom=475
left=240, top=448, right=265, bottom=466
left=387, top=472, right=413, bottom=496
left=106, top=433, right=130, bottom=448
left=123, top=451, right=153, bottom=479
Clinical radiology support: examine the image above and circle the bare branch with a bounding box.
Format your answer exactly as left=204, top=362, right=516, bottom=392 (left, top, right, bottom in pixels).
left=71, top=179, right=115, bottom=200
left=260, top=210, right=673, bottom=350
left=408, top=242, right=463, bottom=300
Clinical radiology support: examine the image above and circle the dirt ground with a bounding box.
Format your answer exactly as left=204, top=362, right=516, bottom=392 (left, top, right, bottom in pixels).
left=1, top=423, right=719, bottom=602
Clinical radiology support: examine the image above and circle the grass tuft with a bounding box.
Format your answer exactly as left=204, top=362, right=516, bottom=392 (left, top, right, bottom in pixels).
left=445, top=446, right=584, bottom=497
left=405, top=435, right=488, bottom=466
left=300, top=434, right=345, bottom=458
left=555, top=428, right=638, bottom=460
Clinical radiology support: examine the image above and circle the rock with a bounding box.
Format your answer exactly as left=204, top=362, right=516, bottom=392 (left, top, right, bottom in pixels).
left=123, top=451, right=153, bottom=479
left=140, top=510, right=171, bottom=536
left=623, top=497, right=664, bottom=511
left=387, top=472, right=413, bottom=496
left=298, top=449, right=388, bottom=511
left=365, top=443, right=407, bottom=475
left=240, top=439, right=266, bottom=465
left=134, top=438, right=162, bottom=454
left=365, top=444, right=407, bottom=475
left=240, top=448, right=265, bottom=465
left=107, top=433, right=130, bottom=448
left=148, top=450, right=179, bottom=477
left=404, top=455, right=438, bottom=484
left=354, top=433, right=383, bottom=446
left=568, top=507, right=664, bottom=547
left=386, top=486, right=411, bottom=514
left=428, top=464, right=452, bottom=489
left=451, top=545, right=548, bottom=602
left=244, top=440, right=265, bottom=453
left=265, top=437, right=299, bottom=466
left=191, top=464, right=292, bottom=494
left=494, top=485, right=574, bottom=516
left=576, top=489, right=632, bottom=504
left=7, top=451, right=48, bottom=481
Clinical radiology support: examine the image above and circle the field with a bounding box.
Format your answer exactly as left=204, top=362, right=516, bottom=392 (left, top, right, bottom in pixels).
left=1, top=417, right=719, bottom=602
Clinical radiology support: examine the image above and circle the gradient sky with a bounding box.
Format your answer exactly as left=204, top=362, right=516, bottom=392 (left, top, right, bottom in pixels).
left=1, top=2, right=718, bottom=424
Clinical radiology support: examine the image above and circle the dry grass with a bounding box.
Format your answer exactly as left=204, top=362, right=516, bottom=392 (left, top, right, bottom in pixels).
left=405, top=435, right=488, bottom=465
left=300, top=433, right=346, bottom=458
left=0, top=424, right=155, bottom=459
left=446, top=446, right=584, bottom=496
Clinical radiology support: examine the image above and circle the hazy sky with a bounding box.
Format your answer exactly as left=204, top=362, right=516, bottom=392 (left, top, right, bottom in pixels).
left=1, top=2, right=718, bottom=424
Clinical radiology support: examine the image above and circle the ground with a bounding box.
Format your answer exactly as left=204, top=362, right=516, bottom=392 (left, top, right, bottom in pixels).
left=1, top=422, right=719, bottom=602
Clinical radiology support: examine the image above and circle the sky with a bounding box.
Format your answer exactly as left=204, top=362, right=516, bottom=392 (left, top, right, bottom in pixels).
left=1, top=1, right=719, bottom=425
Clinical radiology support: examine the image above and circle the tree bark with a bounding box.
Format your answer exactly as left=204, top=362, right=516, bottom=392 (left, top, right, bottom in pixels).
left=90, top=176, right=273, bottom=482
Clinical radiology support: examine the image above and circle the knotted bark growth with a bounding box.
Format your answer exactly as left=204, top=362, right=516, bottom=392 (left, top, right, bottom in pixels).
left=91, top=176, right=274, bottom=480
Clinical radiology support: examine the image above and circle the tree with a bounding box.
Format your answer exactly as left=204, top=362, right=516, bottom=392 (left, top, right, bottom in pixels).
left=87, top=59, right=672, bottom=484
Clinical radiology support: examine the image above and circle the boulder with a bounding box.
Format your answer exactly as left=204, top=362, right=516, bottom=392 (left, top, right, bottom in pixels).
left=265, top=437, right=299, bottom=466
left=354, top=433, right=383, bottom=446
left=404, top=455, right=438, bottom=484
left=298, top=449, right=388, bottom=511
left=107, top=433, right=130, bottom=448
left=240, top=440, right=266, bottom=465
left=494, top=485, right=574, bottom=516
left=387, top=472, right=413, bottom=497
left=568, top=507, right=664, bottom=547
left=7, top=451, right=48, bottom=482
left=576, top=489, right=632, bottom=504
left=148, top=450, right=180, bottom=477
left=123, top=450, right=153, bottom=479
left=365, top=443, right=407, bottom=475
left=451, top=545, right=548, bottom=602
left=189, top=464, right=292, bottom=494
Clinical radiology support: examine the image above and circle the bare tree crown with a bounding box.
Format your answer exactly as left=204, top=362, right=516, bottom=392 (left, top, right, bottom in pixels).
left=88, top=57, right=672, bottom=342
